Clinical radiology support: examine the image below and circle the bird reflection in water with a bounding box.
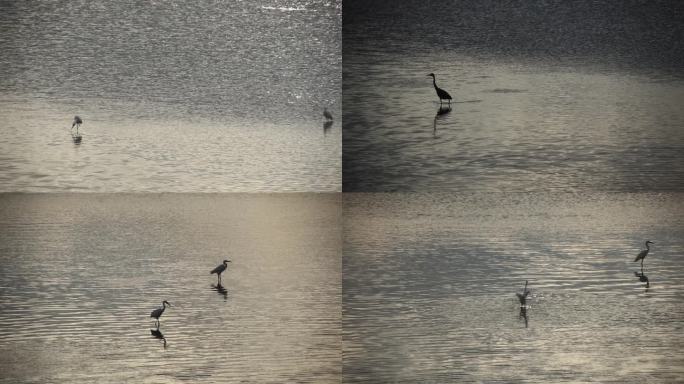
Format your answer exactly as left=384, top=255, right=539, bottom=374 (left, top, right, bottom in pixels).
left=433, top=105, right=452, bottom=136
left=323, top=120, right=333, bottom=135
left=150, top=328, right=167, bottom=349
left=634, top=267, right=650, bottom=290
left=212, top=283, right=228, bottom=300
left=515, top=281, right=531, bottom=328
left=519, top=307, right=529, bottom=328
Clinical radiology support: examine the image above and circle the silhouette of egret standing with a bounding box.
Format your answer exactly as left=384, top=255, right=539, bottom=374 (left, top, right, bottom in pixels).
left=323, top=107, right=333, bottom=121
left=428, top=73, right=452, bottom=105
left=210, top=259, right=231, bottom=284
left=150, top=300, right=171, bottom=328
left=72, top=116, right=83, bottom=132
left=516, top=280, right=530, bottom=306
left=634, top=240, right=654, bottom=268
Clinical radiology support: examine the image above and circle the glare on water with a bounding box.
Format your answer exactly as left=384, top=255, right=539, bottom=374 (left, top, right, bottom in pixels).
left=0, top=194, right=341, bottom=383
left=343, top=193, right=684, bottom=383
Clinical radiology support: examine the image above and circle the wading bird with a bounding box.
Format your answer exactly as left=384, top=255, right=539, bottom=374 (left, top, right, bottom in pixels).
left=634, top=240, right=654, bottom=268
left=72, top=116, right=83, bottom=131
left=210, top=260, right=231, bottom=284
left=428, top=73, right=452, bottom=105
left=150, top=300, right=171, bottom=327
left=516, top=280, right=530, bottom=306
left=323, top=107, right=333, bottom=121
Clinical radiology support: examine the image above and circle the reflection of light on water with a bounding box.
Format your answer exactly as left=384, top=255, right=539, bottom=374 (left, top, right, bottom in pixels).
left=343, top=193, right=684, bottom=382
left=260, top=6, right=309, bottom=12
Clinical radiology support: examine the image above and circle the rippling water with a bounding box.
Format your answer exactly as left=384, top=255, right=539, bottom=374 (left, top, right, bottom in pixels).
left=343, top=0, right=684, bottom=192
left=0, top=194, right=341, bottom=383
left=0, top=0, right=341, bottom=192
left=343, top=193, right=684, bottom=383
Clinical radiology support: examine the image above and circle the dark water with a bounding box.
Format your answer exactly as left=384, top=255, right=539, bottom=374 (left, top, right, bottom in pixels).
left=343, top=0, right=684, bottom=192
left=343, top=193, right=684, bottom=383
left=0, top=0, right=341, bottom=192
left=0, top=194, right=341, bottom=383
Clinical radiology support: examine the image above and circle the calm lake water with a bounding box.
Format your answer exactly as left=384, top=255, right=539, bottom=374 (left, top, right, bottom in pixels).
left=343, top=193, right=684, bottom=383
left=0, top=194, right=341, bottom=383
left=0, top=0, right=341, bottom=192
left=343, top=0, right=684, bottom=192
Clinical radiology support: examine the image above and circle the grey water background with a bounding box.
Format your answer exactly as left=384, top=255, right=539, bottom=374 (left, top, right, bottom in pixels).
left=343, top=193, right=684, bottom=383
left=343, top=0, right=684, bottom=192
left=0, top=0, right=341, bottom=192
left=0, top=194, right=341, bottom=383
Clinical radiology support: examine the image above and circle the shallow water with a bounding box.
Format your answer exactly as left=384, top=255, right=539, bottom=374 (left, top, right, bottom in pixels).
left=343, top=193, right=684, bottom=383
left=0, top=194, right=341, bottom=383
left=0, top=0, right=341, bottom=192
left=342, top=0, right=684, bottom=192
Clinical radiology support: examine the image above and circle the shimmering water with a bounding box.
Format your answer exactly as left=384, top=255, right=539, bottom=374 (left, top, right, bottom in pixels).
left=343, top=0, right=684, bottom=192
left=0, top=0, right=341, bottom=192
left=343, top=193, right=684, bottom=383
left=0, top=194, right=341, bottom=383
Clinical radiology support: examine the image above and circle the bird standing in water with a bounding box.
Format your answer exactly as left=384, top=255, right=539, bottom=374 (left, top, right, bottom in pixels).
left=323, top=107, right=333, bottom=121
left=211, top=259, right=231, bottom=285
left=516, top=280, right=530, bottom=306
left=150, top=300, right=171, bottom=328
left=428, top=73, right=452, bottom=105
left=72, top=116, right=83, bottom=132
left=634, top=240, right=654, bottom=268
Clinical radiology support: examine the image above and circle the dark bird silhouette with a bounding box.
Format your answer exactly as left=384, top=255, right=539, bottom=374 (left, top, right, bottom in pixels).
left=210, top=259, right=231, bottom=284
left=71, top=116, right=83, bottom=143
left=428, top=73, right=452, bottom=105
left=323, top=107, right=333, bottom=121
left=72, top=115, right=83, bottom=130
left=634, top=240, right=654, bottom=268
left=150, top=300, right=171, bottom=328
left=516, top=280, right=530, bottom=306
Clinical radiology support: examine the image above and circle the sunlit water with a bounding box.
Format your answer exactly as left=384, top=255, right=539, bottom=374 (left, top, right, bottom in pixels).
left=343, top=0, right=684, bottom=192
left=0, top=0, right=341, bottom=192
left=0, top=194, right=341, bottom=383
left=343, top=193, right=684, bottom=383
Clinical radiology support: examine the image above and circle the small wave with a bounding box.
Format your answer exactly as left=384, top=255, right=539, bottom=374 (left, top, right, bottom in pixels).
left=260, top=6, right=309, bottom=12
left=486, top=88, right=528, bottom=93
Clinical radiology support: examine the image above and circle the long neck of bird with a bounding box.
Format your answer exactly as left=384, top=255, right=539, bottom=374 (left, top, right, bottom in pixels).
left=645, top=242, right=650, bottom=250
left=432, top=76, right=437, bottom=88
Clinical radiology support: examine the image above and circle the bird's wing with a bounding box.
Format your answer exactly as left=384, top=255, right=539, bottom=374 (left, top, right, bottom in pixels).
left=210, top=265, right=223, bottom=274
left=516, top=293, right=524, bottom=300
left=634, top=250, right=647, bottom=262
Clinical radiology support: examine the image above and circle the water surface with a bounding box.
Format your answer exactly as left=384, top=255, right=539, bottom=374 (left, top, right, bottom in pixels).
left=343, top=0, right=684, bottom=192
left=0, top=193, right=341, bottom=383
left=343, top=193, right=684, bottom=383
left=0, top=0, right=341, bottom=192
